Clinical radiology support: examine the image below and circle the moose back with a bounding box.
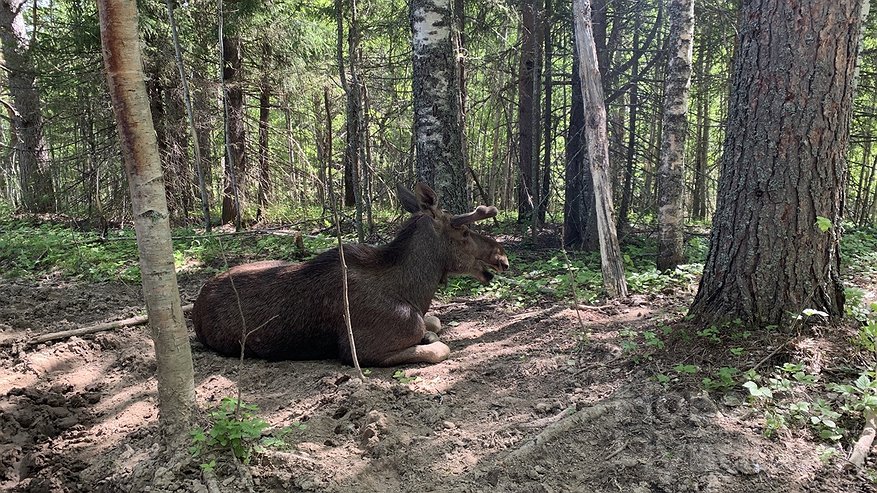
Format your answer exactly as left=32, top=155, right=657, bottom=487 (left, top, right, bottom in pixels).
left=191, top=183, right=508, bottom=367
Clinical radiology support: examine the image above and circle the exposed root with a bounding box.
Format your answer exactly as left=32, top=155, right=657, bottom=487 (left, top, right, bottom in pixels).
left=503, top=399, right=631, bottom=464
left=30, top=304, right=194, bottom=344
left=845, top=409, right=877, bottom=470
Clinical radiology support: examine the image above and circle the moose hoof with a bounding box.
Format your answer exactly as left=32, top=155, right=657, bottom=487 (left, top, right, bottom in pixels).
left=423, top=341, right=451, bottom=363
left=421, top=331, right=440, bottom=344
left=424, top=315, right=442, bottom=335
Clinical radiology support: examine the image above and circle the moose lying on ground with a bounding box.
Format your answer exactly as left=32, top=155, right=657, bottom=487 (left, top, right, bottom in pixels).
left=192, top=183, right=509, bottom=366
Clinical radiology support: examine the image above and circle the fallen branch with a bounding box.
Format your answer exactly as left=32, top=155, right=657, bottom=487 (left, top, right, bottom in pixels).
left=846, top=408, right=877, bottom=470
left=30, top=304, right=194, bottom=344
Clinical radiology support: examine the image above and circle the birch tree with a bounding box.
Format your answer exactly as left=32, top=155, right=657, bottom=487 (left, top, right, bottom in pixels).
left=656, top=0, right=694, bottom=271
left=97, top=0, right=195, bottom=439
left=572, top=0, right=628, bottom=298
left=410, top=0, right=469, bottom=213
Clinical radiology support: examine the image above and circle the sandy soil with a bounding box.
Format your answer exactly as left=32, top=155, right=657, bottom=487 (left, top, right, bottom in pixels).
left=1, top=268, right=875, bottom=492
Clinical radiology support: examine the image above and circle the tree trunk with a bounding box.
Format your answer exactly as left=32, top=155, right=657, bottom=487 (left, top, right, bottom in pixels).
left=563, top=30, right=598, bottom=251
left=617, top=3, right=642, bottom=230
left=689, top=0, right=867, bottom=326
left=517, top=0, right=537, bottom=221
left=572, top=0, right=627, bottom=298
left=166, top=0, right=210, bottom=231
left=410, top=0, right=469, bottom=213
left=220, top=32, right=245, bottom=229
left=691, top=36, right=710, bottom=222
left=656, top=0, right=694, bottom=271
left=540, top=0, right=552, bottom=223
left=256, top=47, right=270, bottom=223
left=97, top=0, right=195, bottom=441
left=0, top=0, right=54, bottom=212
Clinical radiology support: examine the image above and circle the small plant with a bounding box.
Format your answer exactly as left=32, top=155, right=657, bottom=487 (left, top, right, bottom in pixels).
left=729, top=347, right=745, bottom=356
left=190, top=398, right=293, bottom=464
left=702, top=366, right=740, bottom=391
left=696, top=325, right=721, bottom=344
left=392, top=370, right=420, bottom=384
left=673, top=364, right=699, bottom=375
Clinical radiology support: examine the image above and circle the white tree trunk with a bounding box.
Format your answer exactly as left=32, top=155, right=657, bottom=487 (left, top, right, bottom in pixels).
left=572, top=0, right=628, bottom=298
left=410, top=0, right=469, bottom=213
left=97, top=0, right=195, bottom=440
left=656, top=0, right=695, bottom=271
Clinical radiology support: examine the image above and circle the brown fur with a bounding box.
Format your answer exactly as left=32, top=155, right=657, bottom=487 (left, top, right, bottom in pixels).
left=191, top=184, right=508, bottom=366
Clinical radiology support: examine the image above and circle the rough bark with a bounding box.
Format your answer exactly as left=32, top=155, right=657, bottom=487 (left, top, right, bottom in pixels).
left=410, top=0, right=469, bottom=213
left=689, top=0, right=866, bottom=326
left=220, top=34, right=245, bottom=228
left=518, top=0, right=537, bottom=221
left=572, top=0, right=627, bottom=298
left=0, top=0, right=54, bottom=212
left=656, top=0, right=694, bottom=271
left=97, top=0, right=195, bottom=440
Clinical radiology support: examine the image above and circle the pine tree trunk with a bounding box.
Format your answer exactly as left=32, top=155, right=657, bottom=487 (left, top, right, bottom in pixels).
left=256, top=45, right=271, bottom=223
left=410, top=0, right=469, bottom=213
left=97, top=0, right=195, bottom=440
left=656, top=0, right=694, bottom=271
left=572, top=0, right=627, bottom=297
left=0, top=0, right=55, bottom=212
left=518, top=0, right=537, bottom=221
left=220, top=33, right=245, bottom=228
left=689, top=0, right=867, bottom=326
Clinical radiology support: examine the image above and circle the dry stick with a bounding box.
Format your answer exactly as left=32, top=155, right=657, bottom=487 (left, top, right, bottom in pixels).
left=29, top=304, right=195, bottom=344
left=846, top=408, right=877, bottom=469
left=324, top=87, right=364, bottom=380
left=216, top=236, right=252, bottom=420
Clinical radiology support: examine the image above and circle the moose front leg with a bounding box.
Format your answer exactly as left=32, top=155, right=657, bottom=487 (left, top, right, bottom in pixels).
left=377, top=341, right=451, bottom=366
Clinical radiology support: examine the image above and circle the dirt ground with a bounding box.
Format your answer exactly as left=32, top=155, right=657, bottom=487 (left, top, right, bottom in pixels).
left=1, top=264, right=875, bottom=492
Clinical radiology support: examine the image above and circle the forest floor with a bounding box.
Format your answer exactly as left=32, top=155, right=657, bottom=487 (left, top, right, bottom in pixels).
left=1, top=235, right=877, bottom=492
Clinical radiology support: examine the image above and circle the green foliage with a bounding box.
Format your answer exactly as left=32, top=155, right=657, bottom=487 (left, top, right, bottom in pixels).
left=815, top=216, right=833, bottom=233
left=190, top=398, right=302, bottom=464
left=702, top=367, right=740, bottom=391
left=392, top=370, right=420, bottom=384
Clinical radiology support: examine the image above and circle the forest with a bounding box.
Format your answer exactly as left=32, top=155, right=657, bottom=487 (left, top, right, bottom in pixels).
left=2, top=0, right=877, bottom=491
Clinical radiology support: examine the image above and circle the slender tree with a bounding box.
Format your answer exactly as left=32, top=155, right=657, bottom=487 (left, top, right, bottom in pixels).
left=656, top=0, right=695, bottom=271
left=572, top=0, right=627, bottom=297
left=0, top=0, right=55, bottom=212
left=410, top=0, right=469, bottom=213
left=690, top=0, right=868, bottom=326
left=97, top=0, right=195, bottom=439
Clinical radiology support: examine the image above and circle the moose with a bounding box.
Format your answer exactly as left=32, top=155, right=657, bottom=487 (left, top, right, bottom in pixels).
left=191, top=183, right=509, bottom=366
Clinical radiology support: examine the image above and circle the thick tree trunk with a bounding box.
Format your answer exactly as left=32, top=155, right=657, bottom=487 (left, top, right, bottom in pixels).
left=97, top=0, right=195, bottom=440
left=572, top=0, right=627, bottom=298
left=656, top=0, right=694, bottom=271
left=689, top=0, right=867, bottom=326
left=517, top=0, right=537, bottom=221
left=0, top=0, right=55, bottom=212
left=563, top=33, right=598, bottom=251
left=410, top=0, right=469, bottom=213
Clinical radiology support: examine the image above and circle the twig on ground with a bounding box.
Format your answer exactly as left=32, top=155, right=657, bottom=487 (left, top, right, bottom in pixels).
left=604, top=441, right=628, bottom=461
left=29, top=304, right=194, bottom=344
left=845, top=408, right=877, bottom=470
left=749, top=338, right=793, bottom=373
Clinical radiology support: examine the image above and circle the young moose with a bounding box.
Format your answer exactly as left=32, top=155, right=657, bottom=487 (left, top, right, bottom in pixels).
left=192, top=183, right=508, bottom=366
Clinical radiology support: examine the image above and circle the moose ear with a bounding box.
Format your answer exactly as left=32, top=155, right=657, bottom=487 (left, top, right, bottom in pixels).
left=414, top=182, right=438, bottom=210
left=397, top=184, right=420, bottom=213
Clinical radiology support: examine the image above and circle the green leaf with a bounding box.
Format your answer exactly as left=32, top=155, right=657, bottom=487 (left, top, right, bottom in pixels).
left=815, top=216, right=832, bottom=232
